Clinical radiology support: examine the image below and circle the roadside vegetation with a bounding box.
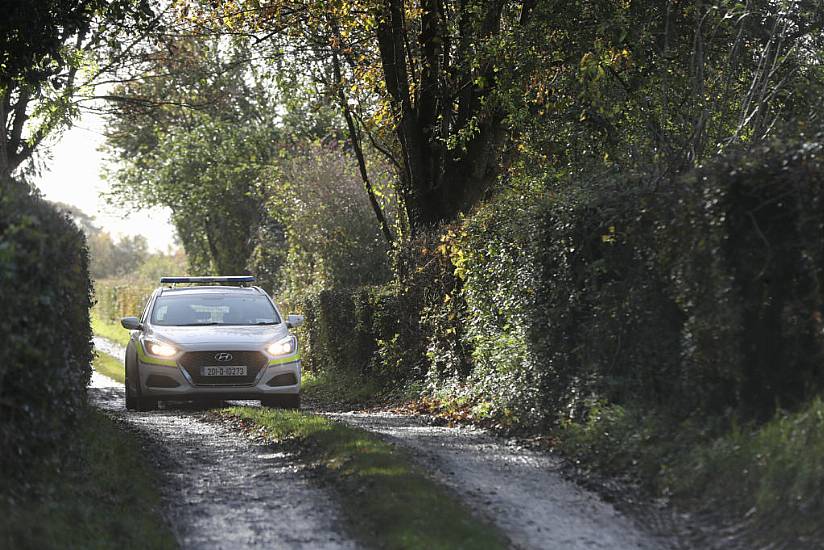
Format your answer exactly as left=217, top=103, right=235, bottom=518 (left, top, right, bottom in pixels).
left=220, top=406, right=507, bottom=549
left=0, top=178, right=92, bottom=475
left=92, top=312, right=132, bottom=348
left=0, top=408, right=175, bottom=549
left=5, top=0, right=824, bottom=547
left=94, top=351, right=126, bottom=384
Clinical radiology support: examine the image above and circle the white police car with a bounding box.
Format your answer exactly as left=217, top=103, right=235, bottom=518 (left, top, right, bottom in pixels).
left=120, top=276, right=302, bottom=411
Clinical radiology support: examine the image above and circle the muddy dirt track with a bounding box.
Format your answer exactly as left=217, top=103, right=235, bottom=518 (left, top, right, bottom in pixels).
left=91, top=374, right=357, bottom=550
left=90, top=337, right=716, bottom=549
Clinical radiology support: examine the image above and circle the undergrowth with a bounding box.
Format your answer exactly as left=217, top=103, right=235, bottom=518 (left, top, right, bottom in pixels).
left=556, top=399, right=824, bottom=548
left=0, top=408, right=175, bottom=549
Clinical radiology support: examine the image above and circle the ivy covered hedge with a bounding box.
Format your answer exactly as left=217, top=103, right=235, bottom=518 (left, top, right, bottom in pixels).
left=300, top=135, right=824, bottom=430
left=0, top=179, right=93, bottom=472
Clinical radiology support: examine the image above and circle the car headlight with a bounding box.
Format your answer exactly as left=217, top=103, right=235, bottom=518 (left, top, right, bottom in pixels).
left=144, top=339, right=178, bottom=357
left=267, top=336, right=296, bottom=357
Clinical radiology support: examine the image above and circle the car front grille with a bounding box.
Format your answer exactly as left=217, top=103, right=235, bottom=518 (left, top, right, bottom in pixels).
left=179, top=350, right=267, bottom=386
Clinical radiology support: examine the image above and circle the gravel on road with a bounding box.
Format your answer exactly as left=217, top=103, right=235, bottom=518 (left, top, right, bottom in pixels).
left=327, top=411, right=675, bottom=550
left=89, top=363, right=358, bottom=550
left=90, top=335, right=696, bottom=550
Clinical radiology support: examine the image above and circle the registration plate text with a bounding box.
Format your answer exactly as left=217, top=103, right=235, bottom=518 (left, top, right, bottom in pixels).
left=201, top=365, right=247, bottom=377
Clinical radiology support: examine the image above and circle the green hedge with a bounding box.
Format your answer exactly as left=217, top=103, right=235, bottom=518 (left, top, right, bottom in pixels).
left=295, top=284, right=427, bottom=386
left=0, top=179, right=93, bottom=472
left=93, top=277, right=154, bottom=322
left=453, top=137, right=824, bottom=427
left=299, top=135, right=824, bottom=431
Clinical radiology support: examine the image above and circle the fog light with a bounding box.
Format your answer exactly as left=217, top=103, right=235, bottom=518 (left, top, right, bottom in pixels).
left=266, top=373, right=297, bottom=387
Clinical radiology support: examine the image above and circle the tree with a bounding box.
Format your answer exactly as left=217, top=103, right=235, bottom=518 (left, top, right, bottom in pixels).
left=0, top=0, right=158, bottom=178
left=503, top=1, right=824, bottom=183
left=184, top=0, right=824, bottom=229
left=270, top=141, right=394, bottom=295
left=102, top=36, right=287, bottom=275
left=53, top=201, right=151, bottom=278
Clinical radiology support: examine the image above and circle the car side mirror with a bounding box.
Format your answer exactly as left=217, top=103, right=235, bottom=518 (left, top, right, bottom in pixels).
left=121, top=316, right=143, bottom=331
left=286, top=314, right=304, bottom=329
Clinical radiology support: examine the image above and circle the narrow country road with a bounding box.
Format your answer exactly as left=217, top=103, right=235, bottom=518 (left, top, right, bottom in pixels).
left=91, top=336, right=694, bottom=549
left=90, top=339, right=358, bottom=550
left=327, top=412, right=676, bottom=550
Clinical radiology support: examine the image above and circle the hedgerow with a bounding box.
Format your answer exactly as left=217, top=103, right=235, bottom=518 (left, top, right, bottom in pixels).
left=299, top=134, right=824, bottom=432
left=0, top=179, right=93, bottom=473
left=93, top=277, right=155, bottom=322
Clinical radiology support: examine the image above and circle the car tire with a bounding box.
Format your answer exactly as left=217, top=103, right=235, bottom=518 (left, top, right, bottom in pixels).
left=125, top=344, right=158, bottom=411
left=125, top=347, right=139, bottom=411
left=125, top=379, right=137, bottom=410
left=261, top=394, right=300, bottom=409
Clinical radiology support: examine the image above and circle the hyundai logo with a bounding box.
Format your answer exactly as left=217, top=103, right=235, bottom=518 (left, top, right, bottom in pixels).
left=215, top=352, right=233, bottom=362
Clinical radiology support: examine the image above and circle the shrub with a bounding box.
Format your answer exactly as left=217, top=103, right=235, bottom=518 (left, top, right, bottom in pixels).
left=294, top=284, right=426, bottom=388
left=298, top=134, right=824, bottom=432
left=269, top=142, right=393, bottom=299
left=93, top=277, right=155, bottom=322
left=666, top=140, right=824, bottom=420
left=0, top=179, right=93, bottom=472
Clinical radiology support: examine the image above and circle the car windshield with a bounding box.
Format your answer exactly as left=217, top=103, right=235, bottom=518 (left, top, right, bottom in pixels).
left=150, top=293, right=281, bottom=326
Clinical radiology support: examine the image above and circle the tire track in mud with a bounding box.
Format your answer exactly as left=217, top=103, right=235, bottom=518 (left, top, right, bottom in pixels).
left=89, top=339, right=358, bottom=550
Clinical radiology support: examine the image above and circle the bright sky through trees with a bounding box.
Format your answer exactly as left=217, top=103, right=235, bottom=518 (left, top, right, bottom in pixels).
left=33, top=110, right=177, bottom=252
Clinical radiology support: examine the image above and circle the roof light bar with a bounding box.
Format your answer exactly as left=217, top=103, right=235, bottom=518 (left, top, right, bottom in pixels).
left=160, top=276, right=256, bottom=285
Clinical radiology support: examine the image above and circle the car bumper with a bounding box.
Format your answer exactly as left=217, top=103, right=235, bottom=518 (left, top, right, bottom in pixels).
left=138, top=358, right=301, bottom=399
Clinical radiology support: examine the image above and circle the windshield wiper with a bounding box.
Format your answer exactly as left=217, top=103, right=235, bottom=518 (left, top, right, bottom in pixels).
left=252, top=321, right=278, bottom=325
left=177, top=322, right=221, bottom=326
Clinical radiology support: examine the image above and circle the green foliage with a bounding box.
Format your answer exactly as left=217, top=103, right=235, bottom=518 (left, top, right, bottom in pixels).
left=86, top=232, right=149, bottom=279
left=507, top=1, right=824, bottom=184
left=91, top=313, right=131, bottom=348
left=93, top=277, right=154, bottom=323
left=103, top=37, right=284, bottom=275
left=667, top=398, right=824, bottom=545
left=55, top=201, right=186, bottom=281
left=301, top=133, right=824, bottom=431
left=295, top=282, right=425, bottom=391
left=1, top=0, right=158, bottom=177
left=272, top=142, right=393, bottom=297
left=557, top=398, right=824, bottom=548
left=134, top=249, right=188, bottom=283
left=0, top=178, right=92, bottom=473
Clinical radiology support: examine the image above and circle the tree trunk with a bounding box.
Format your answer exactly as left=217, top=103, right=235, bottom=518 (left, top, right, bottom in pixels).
left=374, top=0, right=511, bottom=231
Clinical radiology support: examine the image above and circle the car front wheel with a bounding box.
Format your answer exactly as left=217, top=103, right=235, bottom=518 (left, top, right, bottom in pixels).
left=125, top=345, right=158, bottom=411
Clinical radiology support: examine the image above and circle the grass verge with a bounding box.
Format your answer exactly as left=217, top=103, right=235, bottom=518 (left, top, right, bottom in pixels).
left=94, top=351, right=125, bottom=384
left=92, top=311, right=131, bottom=347
left=555, top=399, right=824, bottom=547
left=307, top=371, right=824, bottom=547
left=220, top=406, right=508, bottom=549
left=0, top=408, right=175, bottom=549
left=300, top=369, right=387, bottom=407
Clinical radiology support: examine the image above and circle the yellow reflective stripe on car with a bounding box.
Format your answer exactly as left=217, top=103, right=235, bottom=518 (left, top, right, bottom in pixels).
left=136, top=342, right=177, bottom=367
left=268, top=353, right=301, bottom=367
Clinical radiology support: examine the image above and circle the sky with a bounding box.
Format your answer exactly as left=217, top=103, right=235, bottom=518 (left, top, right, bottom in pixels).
left=32, top=109, right=179, bottom=253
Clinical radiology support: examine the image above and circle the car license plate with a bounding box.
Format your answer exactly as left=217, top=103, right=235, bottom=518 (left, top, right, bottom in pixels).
left=201, top=365, right=247, bottom=377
